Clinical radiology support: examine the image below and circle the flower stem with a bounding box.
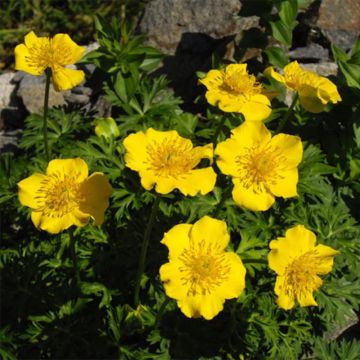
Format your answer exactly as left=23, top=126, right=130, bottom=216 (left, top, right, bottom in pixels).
left=69, top=230, right=81, bottom=286
left=212, top=183, right=233, bottom=218
left=134, top=194, right=161, bottom=307
left=43, top=69, right=51, bottom=161
left=212, top=116, right=226, bottom=147
left=155, top=297, right=171, bottom=328
left=275, top=92, right=299, bottom=134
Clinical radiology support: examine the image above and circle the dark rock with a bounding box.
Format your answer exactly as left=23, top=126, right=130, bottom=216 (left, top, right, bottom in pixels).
left=317, top=0, right=360, bottom=51
left=91, top=95, right=112, bottom=118
left=140, top=0, right=258, bottom=55
left=64, top=93, right=91, bottom=105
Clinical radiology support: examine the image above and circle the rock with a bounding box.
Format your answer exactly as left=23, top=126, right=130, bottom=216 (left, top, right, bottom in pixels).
left=0, top=129, right=22, bottom=153
left=140, top=0, right=258, bottom=55
left=0, top=73, right=16, bottom=111
left=0, top=72, right=27, bottom=130
left=301, top=62, right=338, bottom=77
left=324, top=309, right=359, bottom=341
left=18, top=74, right=67, bottom=114
left=317, top=0, right=360, bottom=51
left=289, top=43, right=329, bottom=61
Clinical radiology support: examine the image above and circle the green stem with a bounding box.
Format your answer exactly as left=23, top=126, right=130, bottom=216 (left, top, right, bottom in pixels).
left=275, top=92, right=299, bottom=134
left=43, top=69, right=51, bottom=161
left=212, top=116, right=226, bottom=147
left=134, top=195, right=161, bottom=307
left=212, top=184, right=232, bottom=218
left=155, top=297, right=171, bottom=328
left=69, top=230, right=80, bottom=285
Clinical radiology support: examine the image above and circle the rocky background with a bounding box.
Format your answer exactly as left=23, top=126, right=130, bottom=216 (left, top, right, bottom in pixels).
left=1, top=0, right=359, bottom=152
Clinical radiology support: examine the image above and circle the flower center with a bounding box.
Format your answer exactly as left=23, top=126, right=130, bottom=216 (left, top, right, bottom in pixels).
left=286, top=68, right=320, bottom=90
left=35, top=172, right=82, bottom=217
left=146, top=138, right=200, bottom=177
left=178, top=240, right=230, bottom=296
left=284, top=251, right=321, bottom=299
left=26, top=38, right=75, bottom=71
left=235, top=143, right=285, bottom=192
left=222, top=70, right=262, bottom=97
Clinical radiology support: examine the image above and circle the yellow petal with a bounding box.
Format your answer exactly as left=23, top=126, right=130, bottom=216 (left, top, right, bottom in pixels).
left=217, top=252, right=246, bottom=299
left=51, top=33, right=85, bottom=64
left=270, top=133, right=303, bottom=168
left=232, top=180, right=275, bottom=211
left=314, top=244, right=338, bottom=274
left=264, top=66, right=286, bottom=84
left=298, top=84, right=325, bottom=113
left=153, top=176, right=177, bottom=194
left=159, top=261, right=189, bottom=299
left=198, top=294, right=225, bottom=320
left=160, top=224, right=192, bottom=259
left=199, top=69, right=224, bottom=90
left=174, top=167, right=217, bottom=196
left=215, top=137, right=242, bottom=177
left=317, top=77, right=341, bottom=104
left=31, top=211, right=85, bottom=234
left=274, top=275, right=295, bottom=310
left=193, top=143, right=214, bottom=164
left=177, top=295, right=203, bottom=319
left=24, top=31, right=43, bottom=47
left=225, top=63, right=248, bottom=76
left=46, top=158, right=88, bottom=180
left=14, top=44, right=45, bottom=75
left=269, top=225, right=317, bottom=271
left=78, top=172, right=113, bottom=225
left=268, top=168, right=299, bottom=198
left=239, top=94, right=272, bottom=122
left=123, top=131, right=149, bottom=171
left=231, top=121, right=271, bottom=148
left=189, top=216, right=230, bottom=250
left=297, top=278, right=321, bottom=307
left=18, top=173, right=46, bottom=209
left=51, top=65, right=85, bottom=91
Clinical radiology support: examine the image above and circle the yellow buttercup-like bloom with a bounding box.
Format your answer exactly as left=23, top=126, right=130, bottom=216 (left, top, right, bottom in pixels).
left=160, top=216, right=246, bottom=320
left=266, top=61, right=341, bottom=113
left=18, top=158, right=112, bottom=234
left=215, top=121, right=303, bottom=211
left=199, top=63, right=271, bottom=121
left=268, top=225, right=338, bottom=310
left=123, top=128, right=217, bottom=196
left=15, top=31, right=85, bottom=91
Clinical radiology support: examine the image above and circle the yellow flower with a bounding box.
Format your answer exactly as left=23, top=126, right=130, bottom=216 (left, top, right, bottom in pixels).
left=159, top=216, right=246, bottom=320
left=17, top=158, right=112, bottom=234
left=265, top=61, right=341, bottom=113
left=15, top=31, right=85, bottom=91
left=123, top=128, right=217, bottom=196
left=199, top=63, right=271, bottom=121
left=268, top=225, right=338, bottom=310
left=215, top=121, right=303, bottom=211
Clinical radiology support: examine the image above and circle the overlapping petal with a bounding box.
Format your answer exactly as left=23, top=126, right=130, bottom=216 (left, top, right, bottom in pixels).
left=215, top=122, right=302, bottom=211
left=17, top=158, right=112, bottom=234
left=160, top=216, right=246, bottom=320
left=268, top=225, right=338, bottom=310
left=123, top=128, right=216, bottom=196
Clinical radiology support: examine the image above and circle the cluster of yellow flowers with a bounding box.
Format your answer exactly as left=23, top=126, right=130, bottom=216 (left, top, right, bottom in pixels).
left=16, top=32, right=339, bottom=321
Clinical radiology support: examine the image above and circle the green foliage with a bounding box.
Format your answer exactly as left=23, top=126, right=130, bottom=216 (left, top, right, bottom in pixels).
left=1, top=5, right=360, bottom=360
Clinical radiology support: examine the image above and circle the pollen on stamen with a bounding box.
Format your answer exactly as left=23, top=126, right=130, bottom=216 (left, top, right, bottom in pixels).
left=178, top=241, right=231, bottom=296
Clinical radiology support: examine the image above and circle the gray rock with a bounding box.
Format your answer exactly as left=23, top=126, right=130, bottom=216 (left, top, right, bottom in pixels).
left=64, top=93, right=90, bottom=105
left=301, top=62, right=338, bottom=77
left=18, top=74, right=67, bottom=114
left=317, top=0, right=360, bottom=51
left=289, top=43, right=329, bottom=61
left=0, top=129, right=22, bottom=153
left=0, top=72, right=16, bottom=114
left=140, top=0, right=258, bottom=55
